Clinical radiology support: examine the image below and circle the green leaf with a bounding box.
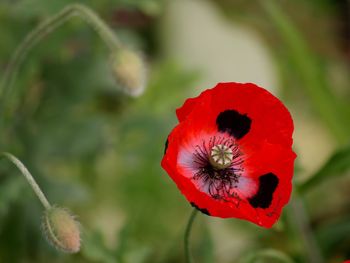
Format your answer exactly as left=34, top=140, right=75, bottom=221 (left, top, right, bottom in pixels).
left=260, top=0, right=350, bottom=143
left=316, top=215, right=350, bottom=256
left=123, top=246, right=151, bottom=263
left=239, top=249, right=295, bottom=263
left=0, top=176, right=24, bottom=218
left=81, top=230, right=117, bottom=263
left=299, top=144, right=350, bottom=193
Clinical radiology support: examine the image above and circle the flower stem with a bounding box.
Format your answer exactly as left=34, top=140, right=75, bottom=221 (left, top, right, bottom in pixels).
left=1, top=152, right=51, bottom=210
left=184, top=209, right=198, bottom=263
left=0, top=3, right=121, bottom=112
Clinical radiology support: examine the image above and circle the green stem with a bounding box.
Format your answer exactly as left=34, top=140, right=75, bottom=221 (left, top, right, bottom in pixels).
left=0, top=3, right=121, bottom=111
left=290, top=197, right=324, bottom=263
left=184, top=209, right=198, bottom=263
left=1, top=152, right=51, bottom=210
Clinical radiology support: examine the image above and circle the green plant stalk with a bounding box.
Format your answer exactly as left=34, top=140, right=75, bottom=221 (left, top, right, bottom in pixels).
left=1, top=152, right=51, bottom=210
left=261, top=0, right=349, bottom=144
left=184, top=209, right=198, bottom=263
left=0, top=3, right=121, bottom=117
left=289, top=197, right=324, bottom=263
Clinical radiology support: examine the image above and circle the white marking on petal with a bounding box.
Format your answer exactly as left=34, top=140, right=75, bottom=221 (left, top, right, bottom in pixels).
left=178, top=147, right=197, bottom=178
left=234, top=175, right=257, bottom=198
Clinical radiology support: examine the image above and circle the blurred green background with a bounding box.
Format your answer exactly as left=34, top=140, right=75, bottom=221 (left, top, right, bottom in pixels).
left=0, top=0, right=350, bottom=262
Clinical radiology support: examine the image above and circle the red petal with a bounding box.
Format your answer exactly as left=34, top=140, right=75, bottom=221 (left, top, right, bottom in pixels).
left=162, top=121, right=295, bottom=227
left=176, top=88, right=211, bottom=122
left=176, top=82, right=293, bottom=147
left=162, top=82, right=296, bottom=227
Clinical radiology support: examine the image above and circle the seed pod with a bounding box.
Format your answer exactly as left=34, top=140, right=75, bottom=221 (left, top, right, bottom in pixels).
left=42, top=206, right=81, bottom=253
left=110, top=48, right=147, bottom=97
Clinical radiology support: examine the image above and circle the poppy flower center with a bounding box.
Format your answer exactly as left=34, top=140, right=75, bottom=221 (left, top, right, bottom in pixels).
left=209, top=144, right=233, bottom=169
left=186, top=135, right=245, bottom=201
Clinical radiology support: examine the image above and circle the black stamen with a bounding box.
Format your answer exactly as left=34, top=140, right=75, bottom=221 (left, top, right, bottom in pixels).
left=191, top=137, right=243, bottom=202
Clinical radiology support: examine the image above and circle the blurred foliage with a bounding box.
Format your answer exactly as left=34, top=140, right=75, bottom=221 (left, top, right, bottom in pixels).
left=300, top=145, right=350, bottom=193
left=238, top=249, right=295, bottom=263
left=0, top=0, right=350, bottom=263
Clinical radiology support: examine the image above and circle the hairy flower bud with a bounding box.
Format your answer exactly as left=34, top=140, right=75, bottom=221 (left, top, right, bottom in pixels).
left=110, top=48, right=147, bottom=97
left=42, top=207, right=81, bottom=253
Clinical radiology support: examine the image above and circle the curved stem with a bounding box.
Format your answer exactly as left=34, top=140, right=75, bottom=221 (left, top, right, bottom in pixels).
left=74, top=4, right=121, bottom=50
left=184, top=209, right=198, bottom=263
left=1, top=152, right=51, bottom=210
left=0, top=3, right=121, bottom=110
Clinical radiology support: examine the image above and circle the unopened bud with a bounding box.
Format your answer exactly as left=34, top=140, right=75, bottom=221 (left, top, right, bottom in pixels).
left=110, top=48, right=147, bottom=97
left=42, top=207, right=81, bottom=253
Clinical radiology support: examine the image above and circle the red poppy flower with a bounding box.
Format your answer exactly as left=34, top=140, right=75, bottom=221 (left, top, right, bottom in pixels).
left=161, top=82, right=296, bottom=228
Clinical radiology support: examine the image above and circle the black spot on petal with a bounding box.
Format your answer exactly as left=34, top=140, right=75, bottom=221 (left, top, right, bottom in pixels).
left=216, top=110, right=251, bottom=139
left=249, top=173, right=279, bottom=209
left=190, top=202, right=210, bottom=216
left=164, top=138, right=169, bottom=155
